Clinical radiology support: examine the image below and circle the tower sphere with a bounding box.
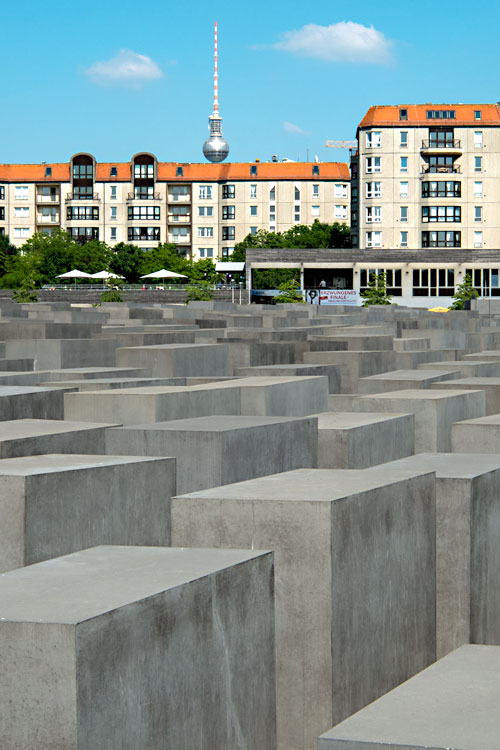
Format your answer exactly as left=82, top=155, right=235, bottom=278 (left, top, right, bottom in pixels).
left=203, top=135, right=230, bottom=163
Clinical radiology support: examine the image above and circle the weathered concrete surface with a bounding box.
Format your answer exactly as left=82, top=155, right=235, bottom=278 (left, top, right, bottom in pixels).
left=0, top=385, right=67, bottom=420
left=105, top=415, right=318, bottom=493
left=430, top=377, right=500, bottom=415
left=374, top=453, right=500, bottom=657
left=171, top=468, right=436, bottom=750
left=353, top=389, right=486, bottom=452
left=234, top=363, right=342, bottom=394
left=317, top=412, right=414, bottom=469
left=358, top=368, right=461, bottom=394
left=0, top=546, right=276, bottom=750
left=0, top=454, right=174, bottom=572
left=318, top=645, right=500, bottom=750
left=116, top=342, right=229, bottom=377
left=4, top=338, right=119, bottom=369
left=0, top=419, right=119, bottom=458
left=452, top=413, right=500, bottom=453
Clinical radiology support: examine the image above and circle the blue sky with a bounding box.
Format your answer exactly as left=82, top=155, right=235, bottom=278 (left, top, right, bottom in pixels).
left=3, top=0, right=499, bottom=165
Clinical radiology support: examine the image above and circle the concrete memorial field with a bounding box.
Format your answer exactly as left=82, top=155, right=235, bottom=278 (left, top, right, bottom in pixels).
left=0, top=298, right=498, bottom=749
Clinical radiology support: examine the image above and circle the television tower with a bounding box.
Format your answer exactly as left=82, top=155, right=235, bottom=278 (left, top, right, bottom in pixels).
left=202, top=22, right=230, bottom=163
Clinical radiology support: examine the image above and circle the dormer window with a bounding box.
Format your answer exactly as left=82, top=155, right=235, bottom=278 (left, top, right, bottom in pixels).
left=250, top=165, right=257, bottom=176
left=176, top=166, right=183, bottom=176
left=399, top=108, right=408, bottom=121
left=110, top=166, right=117, bottom=177
left=312, top=165, right=319, bottom=175
left=45, top=167, right=52, bottom=177
left=474, top=110, right=482, bottom=121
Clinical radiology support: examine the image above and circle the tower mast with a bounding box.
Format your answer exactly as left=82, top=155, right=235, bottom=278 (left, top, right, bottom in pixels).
left=203, top=21, right=229, bottom=163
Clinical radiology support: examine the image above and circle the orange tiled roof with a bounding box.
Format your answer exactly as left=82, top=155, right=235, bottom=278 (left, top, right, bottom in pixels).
left=0, top=161, right=349, bottom=183
left=358, top=104, right=500, bottom=129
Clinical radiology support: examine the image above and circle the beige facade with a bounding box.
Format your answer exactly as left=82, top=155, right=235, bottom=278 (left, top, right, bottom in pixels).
left=351, top=104, right=500, bottom=251
left=0, top=154, right=350, bottom=259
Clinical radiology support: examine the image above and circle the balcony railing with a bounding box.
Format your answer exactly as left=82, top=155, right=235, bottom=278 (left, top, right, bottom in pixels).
left=421, top=165, right=461, bottom=175
left=421, top=139, right=461, bottom=149
left=65, top=193, right=100, bottom=203
left=36, top=215, right=60, bottom=224
left=36, top=194, right=60, bottom=203
left=167, top=194, right=191, bottom=203
left=127, top=192, right=161, bottom=202
left=168, top=234, right=191, bottom=244
left=168, top=215, right=191, bottom=223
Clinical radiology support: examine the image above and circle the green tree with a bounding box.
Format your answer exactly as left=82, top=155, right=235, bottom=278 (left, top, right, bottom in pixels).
left=140, top=243, right=192, bottom=281
left=274, top=278, right=305, bottom=304
left=0, top=234, right=19, bottom=279
left=109, top=243, right=145, bottom=283
left=20, top=230, right=77, bottom=284
left=449, top=273, right=479, bottom=310
left=185, top=282, right=215, bottom=304
left=72, top=240, right=112, bottom=274
left=360, top=272, right=394, bottom=307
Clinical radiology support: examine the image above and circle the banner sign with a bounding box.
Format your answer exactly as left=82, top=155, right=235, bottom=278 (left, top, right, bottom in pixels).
left=305, top=289, right=360, bottom=306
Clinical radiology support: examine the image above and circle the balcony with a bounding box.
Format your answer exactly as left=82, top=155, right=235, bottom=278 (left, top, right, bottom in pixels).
left=65, top=193, right=100, bottom=203
left=421, top=165, right=461, bottom=176
left=127, top=192, right=161, bottom=202
left=36, top=193, right=60, bottom=204
left=167, top=193, right=191, bottom=203
left=168, top=234, right=191, bottom=244
left=36, top=214, right=60, bottom=224
left=421, top=139, right=461, bottom=152
left=168, top=215, right=191, bottom=224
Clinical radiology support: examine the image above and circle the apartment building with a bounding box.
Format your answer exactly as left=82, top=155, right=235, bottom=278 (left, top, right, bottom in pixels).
left=0, top=154, right=350, bottom=259
left=351, top=104, right=500, bottom=251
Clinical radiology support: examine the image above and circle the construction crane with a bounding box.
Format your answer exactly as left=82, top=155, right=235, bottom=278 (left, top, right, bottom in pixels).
left=325, top=140, right=357, bottom=149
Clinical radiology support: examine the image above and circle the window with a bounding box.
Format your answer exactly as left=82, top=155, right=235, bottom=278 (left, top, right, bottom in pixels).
left=400, top=156, right=408, bottom=172
left=312, top=205, right=320, bottom=217
left=73, top=164, right=93, bottom=179
left=269, top=186, right=276, bottom=200
left=170, top=206, right=189, bottom=219
left=400, top=231, right=408, bottom=247
left=400, top=206, right=408, bottom=222
left=474, top=206, right=482, bottom=223
left=222, top=227, right=235, bottom=240
left=250, top=205, right=258, bottom=216
left=366, top=206, right=381, bottom=223
left=170, top=185, right=189, bottom=201
left=413, top=268, right=456, bottom=296
left=366, top=131, right=382, bottom=148
left=474, top=131, right=483, bottom=148
left=0, top=228, right=4, bottom=235
left=312, top=184, right=319, bottom=198
left=73, top=186, right=93, bottom=199
left=198, top=206, right=214, bottom=217
left=14, top=227, right=30, bottom=238
left=366, top=157, right=381, bottom=173
left=425, top=155, right=457, bottom=173
left=422, top=206, right=461, bottom=223
left=45, top=167, right=52, bottom=177
left=474, top=231, right=483, bottom=247
left=474, top=181, right=483, bottom=197
left=250, top=165, right=257, bottom=175
left=134, top=186, right=154, bottom=200
left=15, top=186, right=28, bottom=200
left=110, top=206, right=117, bottom=220
left=360, top=268, right=402, bottom=296
left=351, top=210, right=358, bottom=227
left=294, top=208, right=300, bottom=222
left=294, top=186, right=300, bottom=201
left=206, top=248, right=213, bottom=258
left=334, top=205, right=348, bottom=220
left=110, top=166, right=117, bottom=177
left=428, top=129, right=455, bottom=148
left=67, top=207, right=99, bottom=220
left=222, top=247, right=234, bottom=257
left=222, top=206, right=235, bottom=220
left=222, top=184, right=235, bottom=199
left=198, top=185, right=212, bottom=200
left=475, top=156, right=482, bottom=172
left=198, top=227, right=214, bottom=238
left=110, top=186, right=117, bottom=200
left=467, top=267, right=500, bottom=296
left=399, top=108, right=408, bottom=121
left=110, top=227, right=117, bottom=241
left=421, top=231, right=461, bottom=248
left=127, top=227, right=160, bottom=241
left=0, top=207, right=4, bottom=220
left=68, top=227, right=99, bottom=240
left=128, top=206, right=160, bottom=220
left=366, top=231, right=382, bottom=247
left=475, top=110, right=482, bottom=121
left=0, top=187, right=4, bottom=200
left=250, top=184, right=257, bottom=199
left=422, top=181, right=461, bottom=198
left=250, top=226, right=258, bottom=235
left=14, top=207, right=29, bottom=217
left=400, top=181, right=408, bottom=198
left=366, top=182, right=381, bottom=198
left=400, top=131, right=408, bottom=148
left=351, top=186, right=358, bottom=199
left=312, top=165, right=320, bottom=175
left=176, top=166, right=183, bottom=177
left=334, top=183, right=348, bottom=198
left=199, top=248, right=205, bottom=258
left=134, top=163, right=154, bottom=179
left=426, top=110, right=456, bottom=119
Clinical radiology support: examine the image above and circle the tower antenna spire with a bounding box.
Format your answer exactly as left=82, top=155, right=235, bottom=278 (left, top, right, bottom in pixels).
left=203, top=21, right=229, bottom=163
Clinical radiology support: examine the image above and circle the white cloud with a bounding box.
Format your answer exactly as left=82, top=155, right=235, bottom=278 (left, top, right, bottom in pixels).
left=85, top=49, right=163, bottom=86
left=274, top=21, right=393, bottom=65
left=283, top=121, right=309, bottom=135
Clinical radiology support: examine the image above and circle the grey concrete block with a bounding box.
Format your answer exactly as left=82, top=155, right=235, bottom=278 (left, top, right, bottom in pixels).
left=106, top=415, right=317, bottom=493
left=0, top=419, right=119, bottom=458
left=451, top=413, right=500, bottom=453
left=374, top=453, right=500, bottom=657
left=0, top=385, right=66, bottom=420
left=417, top=359, right=500, bottom=377
left=317, top=412, right=414, bottom=468
left=353, top=389, right=486, bottom=452
left=0, top=545, right=276, bottom=750
left=303, top=351, right=396, bottom=393
left=430, top=377, right=500, bottom=415
left=358, top=369, right=461, bottom=394
left=0, top=454, right=174, bottom=572
left=116, top=343, right=229, bottom=377
left=234, top=363, right=342, bottom=393
left=318, top=645, right=500, bottom=750
left=4, top=338, right=119, bottom=369
left=171, top=467, right=436, bottom=750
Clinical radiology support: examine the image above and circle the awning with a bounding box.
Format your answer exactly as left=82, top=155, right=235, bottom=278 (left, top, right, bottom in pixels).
left=215, top=262, right=245, bottom=272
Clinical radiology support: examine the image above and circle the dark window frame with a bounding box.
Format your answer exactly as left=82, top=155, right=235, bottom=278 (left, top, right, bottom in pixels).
left=421, top=231, right=461, bottom=248
left=222, top=184, right=235, bottom=199
left=422, top=181, right=461, bottom=198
